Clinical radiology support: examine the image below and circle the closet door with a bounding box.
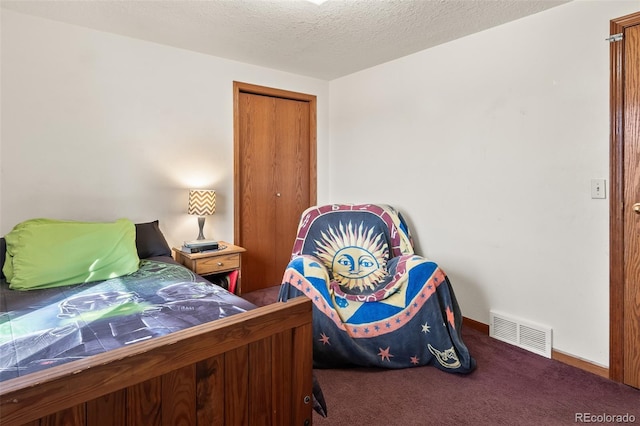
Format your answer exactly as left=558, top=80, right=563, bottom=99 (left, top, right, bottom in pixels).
left=274, top=97, right=311, bottom=279
left=235, top=83, right=316, bottom=294
left=237, top=92, right=278, bottom=292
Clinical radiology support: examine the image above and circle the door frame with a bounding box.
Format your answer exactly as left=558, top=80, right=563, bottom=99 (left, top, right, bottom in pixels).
left=232, top=81, right=318, bottom=244
left=609, top=11, right=640, bottom=383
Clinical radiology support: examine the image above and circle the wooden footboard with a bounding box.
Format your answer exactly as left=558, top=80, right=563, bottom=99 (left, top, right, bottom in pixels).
left=0, top=297, right=313, bottom=426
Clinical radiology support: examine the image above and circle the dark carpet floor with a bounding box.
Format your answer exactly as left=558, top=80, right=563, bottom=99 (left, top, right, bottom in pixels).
left=242, top=286, right=640, bottom=426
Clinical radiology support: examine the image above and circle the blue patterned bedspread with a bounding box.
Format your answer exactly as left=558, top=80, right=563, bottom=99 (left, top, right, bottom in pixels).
left=0, top=259, right=255, bottom=381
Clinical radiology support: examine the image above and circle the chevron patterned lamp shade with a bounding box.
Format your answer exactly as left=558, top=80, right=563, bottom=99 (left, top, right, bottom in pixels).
left=188, top=189, right=216, bottom=240
left=188, top=189, right=216, bottom=216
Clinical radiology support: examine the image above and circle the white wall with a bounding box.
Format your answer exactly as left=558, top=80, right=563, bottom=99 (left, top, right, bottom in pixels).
left=0, top=9, right=330, bottom=245
left=328, top=0, right=638, bottom=367
left=2, top=1, right=638, bottom=367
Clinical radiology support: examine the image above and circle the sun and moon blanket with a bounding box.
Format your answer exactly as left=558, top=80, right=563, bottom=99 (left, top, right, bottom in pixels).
left=279, top=204, right=476, bottom=374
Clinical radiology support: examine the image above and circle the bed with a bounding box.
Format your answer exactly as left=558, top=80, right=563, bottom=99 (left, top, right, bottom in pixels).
left=0, top=219, right=315, bottom=426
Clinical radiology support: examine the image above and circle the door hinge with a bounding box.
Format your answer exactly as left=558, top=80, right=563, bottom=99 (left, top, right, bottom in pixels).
left=606, top=33, right=623, bottom=43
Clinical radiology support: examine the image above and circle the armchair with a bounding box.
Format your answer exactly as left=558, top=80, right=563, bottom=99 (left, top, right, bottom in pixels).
left=279, top=204, right=475, bottom=373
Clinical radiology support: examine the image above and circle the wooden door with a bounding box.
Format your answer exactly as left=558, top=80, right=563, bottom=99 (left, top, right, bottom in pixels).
left=234, top=82, right=317, bottom=294
left=610, top=11, right=640, bottom=388
left=274, top=96, right=311, bottom=277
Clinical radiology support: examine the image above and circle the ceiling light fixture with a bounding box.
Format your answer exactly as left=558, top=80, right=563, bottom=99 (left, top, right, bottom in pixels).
left=305, top=0, right=329, bottom=5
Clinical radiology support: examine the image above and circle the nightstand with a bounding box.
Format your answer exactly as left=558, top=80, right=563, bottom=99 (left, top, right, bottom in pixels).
left=173, top=241, right=247, bottom=294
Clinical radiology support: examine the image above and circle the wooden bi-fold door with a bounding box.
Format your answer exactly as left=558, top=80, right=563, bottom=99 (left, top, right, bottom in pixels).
left=234, top=82, right=317, bottom=294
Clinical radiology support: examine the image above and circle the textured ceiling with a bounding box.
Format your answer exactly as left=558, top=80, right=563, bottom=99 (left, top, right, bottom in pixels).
left=1, top=0, right=571, bottom=80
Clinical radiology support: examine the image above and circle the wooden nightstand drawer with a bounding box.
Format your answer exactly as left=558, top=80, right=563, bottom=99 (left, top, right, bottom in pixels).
left=194, top=253, right=240, bottom=275
left=172, top=242, right=246, bottom=294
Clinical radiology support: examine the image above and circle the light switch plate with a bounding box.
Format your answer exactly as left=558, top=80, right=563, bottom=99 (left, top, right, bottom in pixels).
left=591, top=179, right=606, bottom=199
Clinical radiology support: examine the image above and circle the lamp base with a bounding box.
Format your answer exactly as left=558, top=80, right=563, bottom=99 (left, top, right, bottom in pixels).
left=197, top=216, right=206, bottom=240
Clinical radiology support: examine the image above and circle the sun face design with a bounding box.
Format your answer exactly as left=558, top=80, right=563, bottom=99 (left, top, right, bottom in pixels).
left=314, top=221, right=388, bottom=292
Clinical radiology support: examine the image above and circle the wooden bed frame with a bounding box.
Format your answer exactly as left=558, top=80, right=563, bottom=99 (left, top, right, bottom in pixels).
left=0, top=297, right=313, bottom=426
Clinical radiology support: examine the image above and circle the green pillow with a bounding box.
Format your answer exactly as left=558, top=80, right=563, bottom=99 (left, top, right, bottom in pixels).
left=3, top=218, right=139, bottom=290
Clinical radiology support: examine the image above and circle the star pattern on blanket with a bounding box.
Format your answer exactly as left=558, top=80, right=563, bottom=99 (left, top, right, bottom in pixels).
left=421, top=322, right=431, bottom=333
left=410, top=356, right=420, bottom=365
left=378, top=346, right=393, bottom=361
left=319, top=332, right=331, bottom=345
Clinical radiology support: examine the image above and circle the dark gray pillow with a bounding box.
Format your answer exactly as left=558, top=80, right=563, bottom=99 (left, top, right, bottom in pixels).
left=135, top=220, right=172, bottom=259
left=1, top=237, right=5, bottom=279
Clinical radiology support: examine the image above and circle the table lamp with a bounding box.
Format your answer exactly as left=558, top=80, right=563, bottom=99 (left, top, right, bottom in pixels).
left=188, top=189, right=216, bottom=240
